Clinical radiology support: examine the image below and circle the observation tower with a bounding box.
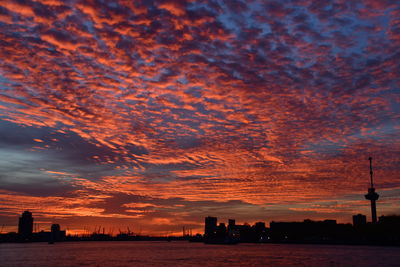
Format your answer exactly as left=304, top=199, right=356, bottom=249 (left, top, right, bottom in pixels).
left=364, top=157, right=379, bottom=223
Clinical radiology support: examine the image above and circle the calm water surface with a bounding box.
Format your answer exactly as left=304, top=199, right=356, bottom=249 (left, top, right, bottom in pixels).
left=1, top=241, right=399, bottom=266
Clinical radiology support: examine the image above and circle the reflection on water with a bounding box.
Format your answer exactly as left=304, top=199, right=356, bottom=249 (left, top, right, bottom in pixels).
left=1, top=241, right=399, bottom=267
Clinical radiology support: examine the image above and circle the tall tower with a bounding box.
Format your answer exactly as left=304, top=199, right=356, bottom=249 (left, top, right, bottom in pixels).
left=364, top=157, right=379, bottom=223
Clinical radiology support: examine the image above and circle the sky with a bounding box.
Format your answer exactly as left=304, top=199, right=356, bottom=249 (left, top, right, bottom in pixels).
left=0, top=0, right=399, bottom=236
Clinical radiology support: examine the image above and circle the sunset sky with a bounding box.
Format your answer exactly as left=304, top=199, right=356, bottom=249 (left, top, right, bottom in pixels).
left=0, top=0, right=399, bottom=236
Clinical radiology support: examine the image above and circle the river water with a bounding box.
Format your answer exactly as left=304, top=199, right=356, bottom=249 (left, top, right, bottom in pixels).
left=1, top=241, right=399, bottom=266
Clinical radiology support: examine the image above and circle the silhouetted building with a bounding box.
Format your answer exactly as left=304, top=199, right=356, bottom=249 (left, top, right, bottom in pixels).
left=216, top=223, right=227, bottom=238
left=204, top=216, right=217, bottom=238
left=379, top=215, right=400, bottom=225
left=50, top=224, right=66, bottom=242
left=228, top=219, right=235, bottom=230
left=203, top=217, right=271, bottom=243
left=269, top=219, right=351, bottom=242
left=378, top=215, right=400, bottom=238
left=365, top=157, right=379, bottom=223
left=353, top=214, right=367, bottom=227
left=51, top=223, right=60, bottom=232
left=230, top=223, right=252, bottom=242
left=254, top=222, right=266, bottom=230
left=253, top=222, right=268, bottom=242
left=18, top=211, right=33, bottom=241
left=254, top=222, right=266, bottom=236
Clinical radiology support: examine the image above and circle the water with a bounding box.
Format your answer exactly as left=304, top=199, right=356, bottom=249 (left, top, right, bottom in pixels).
left=1, top=241, right=399, bottom=266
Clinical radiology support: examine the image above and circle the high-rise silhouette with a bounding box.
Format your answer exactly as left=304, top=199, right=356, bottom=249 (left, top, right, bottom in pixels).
left=18, top=211, right=33, bottom=240
left=204, top=216, right=217, bottom=238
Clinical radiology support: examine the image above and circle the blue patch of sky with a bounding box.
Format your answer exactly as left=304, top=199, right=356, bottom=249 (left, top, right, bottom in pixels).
left=289, top=3, right=382, bottom=59
left=391, top=97, right=400, bottom=114
left=76, top=14, right=108, bottom=53
left=348, top=122, right=398, bottom=141
left=0, top=150, right=53, bottom=180
left=0, top=75, right=17, bottom=91
left=45, top=47, right=57, bottom=53
left=219, top=1, right=271, bottom=35
left=106, top=1, right=120, bottom=9
left=0, top=76, right=27, bottom=111
left=302, top=139, right=346, bottom=155
left=177, top=76, right=188, bottom=85
left=81, top=20, right=96, bottom=35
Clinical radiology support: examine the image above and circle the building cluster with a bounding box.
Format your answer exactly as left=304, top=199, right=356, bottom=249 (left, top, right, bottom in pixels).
left=204, top=217, right=268, bottom=243
left=0, top=211, right=181, bottom=243
left=0, top=211, right=66, bottom=243
left=203, top=215, right=400, bottom=245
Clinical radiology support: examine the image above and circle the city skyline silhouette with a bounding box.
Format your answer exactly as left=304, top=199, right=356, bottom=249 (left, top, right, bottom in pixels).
left=1, top=208, right=399, bottom=246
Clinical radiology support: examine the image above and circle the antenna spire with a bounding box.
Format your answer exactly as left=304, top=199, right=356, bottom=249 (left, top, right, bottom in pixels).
left=369, top=157, right=373, bottom=188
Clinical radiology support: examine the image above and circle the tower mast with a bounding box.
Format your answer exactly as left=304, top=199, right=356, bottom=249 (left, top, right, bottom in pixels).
left=369, top=157, right=374, bottom=188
